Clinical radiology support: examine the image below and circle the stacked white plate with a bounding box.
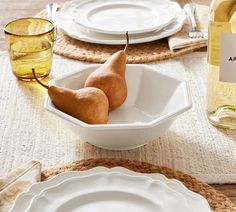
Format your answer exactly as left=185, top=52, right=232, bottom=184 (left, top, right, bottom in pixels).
left=55, top=0, right=186, bottom=44
left=10, top=167, right=211, bottom=212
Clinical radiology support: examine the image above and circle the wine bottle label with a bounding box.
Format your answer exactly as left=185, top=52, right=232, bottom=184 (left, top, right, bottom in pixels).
left=220, top=32, right=236, bottom=82
left=209, top=21, right=231, bottom=66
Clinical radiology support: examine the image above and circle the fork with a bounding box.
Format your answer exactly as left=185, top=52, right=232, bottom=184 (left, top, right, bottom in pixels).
left=46, top=2, right=58, bottom=23
left=183, top=2, right=204, bottom=39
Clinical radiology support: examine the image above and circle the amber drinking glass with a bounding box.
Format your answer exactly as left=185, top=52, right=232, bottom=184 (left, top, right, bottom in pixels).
left=4, top=18, right=55, bottom=81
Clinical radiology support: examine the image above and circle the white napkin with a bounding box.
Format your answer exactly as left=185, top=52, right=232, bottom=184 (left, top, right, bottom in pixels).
left=0, top=161, right=41, bottom=212
left=168, top=4, right=209, bottom=52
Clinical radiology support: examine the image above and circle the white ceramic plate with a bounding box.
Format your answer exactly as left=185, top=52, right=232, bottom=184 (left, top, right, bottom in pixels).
left=55, top=0, right=186, bottom=44
left=10, top=167, right=211, bottom=212
left=73, top=1, right=175, bottom=35
left=26, top=173, right=188, bottom=212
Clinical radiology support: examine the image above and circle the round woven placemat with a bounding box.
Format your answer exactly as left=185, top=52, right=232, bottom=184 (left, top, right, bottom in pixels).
left=42, top=158, right=235, bottom=212
left=36, top=10, right=206, bottom=63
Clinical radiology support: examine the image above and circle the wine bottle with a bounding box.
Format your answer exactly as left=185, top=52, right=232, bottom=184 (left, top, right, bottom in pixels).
left=207, top=0, right=236, bottom=129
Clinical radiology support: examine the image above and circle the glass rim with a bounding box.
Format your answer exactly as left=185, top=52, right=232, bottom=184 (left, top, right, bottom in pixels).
left=4, top=17, right=55, bottom=37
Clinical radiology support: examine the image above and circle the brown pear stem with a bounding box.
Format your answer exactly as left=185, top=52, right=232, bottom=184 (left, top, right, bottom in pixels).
left=124, top=31, right=129, bottom=54
left=32, top=68, right=49, bottom=89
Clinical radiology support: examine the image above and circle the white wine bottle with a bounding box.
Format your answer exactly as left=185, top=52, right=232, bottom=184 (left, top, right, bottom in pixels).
left=207, top=0, right=236, bottom=129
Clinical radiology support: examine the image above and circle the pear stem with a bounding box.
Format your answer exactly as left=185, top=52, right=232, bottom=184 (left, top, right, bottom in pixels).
left=32, top=68, right=49, bottom=89
left=124, top=31, right=129, bottom=54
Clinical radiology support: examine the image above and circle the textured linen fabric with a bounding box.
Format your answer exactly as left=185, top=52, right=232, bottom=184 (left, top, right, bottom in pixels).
left=168, top=4, right=208, bottom=51
left=0, top=160, right=41, bottom=211
left=0, top=51, right=235, bottom=184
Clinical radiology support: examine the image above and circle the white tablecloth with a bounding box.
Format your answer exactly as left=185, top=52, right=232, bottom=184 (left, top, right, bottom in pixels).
left=0, top=51, right=235, bottom=184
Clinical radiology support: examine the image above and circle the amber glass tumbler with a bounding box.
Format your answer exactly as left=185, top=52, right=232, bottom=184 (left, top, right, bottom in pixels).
left=4, top=18, right=55, bottom=81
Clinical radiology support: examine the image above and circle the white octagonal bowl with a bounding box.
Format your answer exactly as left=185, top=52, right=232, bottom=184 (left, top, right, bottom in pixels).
left=45, top=65, right=191, bottom=150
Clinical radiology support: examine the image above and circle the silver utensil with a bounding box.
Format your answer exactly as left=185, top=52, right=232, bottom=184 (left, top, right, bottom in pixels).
left=183, top=2, right=205, bottom=39
left=46, top=2, right=58, bottom=23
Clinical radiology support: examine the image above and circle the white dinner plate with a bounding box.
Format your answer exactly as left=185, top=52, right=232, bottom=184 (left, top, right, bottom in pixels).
left=10, top=167, right=211, bottom=212
left=73, top=1, right=176, bottom=35
left=25, top=173, right=202, bottom=212
left=55, top=0, right=186, bottom=45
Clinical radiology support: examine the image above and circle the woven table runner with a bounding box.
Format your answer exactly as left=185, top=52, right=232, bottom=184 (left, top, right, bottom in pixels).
left=35, top=10, right=206, bottom=63
left=0, top=51, right=236, bottom=185
left=41, top=158, right=236, bottom=212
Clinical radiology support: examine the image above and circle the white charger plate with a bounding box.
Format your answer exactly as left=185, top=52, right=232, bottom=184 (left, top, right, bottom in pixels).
left=10, top=167, right=211, bottom=212
left=73, top=1, right=176, bottom=35
left=55, top=0, right=186, bottom=45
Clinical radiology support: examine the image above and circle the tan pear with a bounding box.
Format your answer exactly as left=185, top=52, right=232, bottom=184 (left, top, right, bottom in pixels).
left=32, top=69, right=109, bottom=124
left=84, top=32, right=129, bottom=111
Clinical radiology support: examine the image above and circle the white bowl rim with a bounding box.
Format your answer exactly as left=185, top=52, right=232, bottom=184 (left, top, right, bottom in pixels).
left=44, top=64, right=192, bottom=130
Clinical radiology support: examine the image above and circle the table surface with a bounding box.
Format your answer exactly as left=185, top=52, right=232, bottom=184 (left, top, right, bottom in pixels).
left=0, top=0, right=235, bottom=205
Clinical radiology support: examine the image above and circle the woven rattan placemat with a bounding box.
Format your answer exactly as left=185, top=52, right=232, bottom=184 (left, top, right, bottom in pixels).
left=41, top=158, right=235, bottom=212
left=36, top=10, right=206, bottom=63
